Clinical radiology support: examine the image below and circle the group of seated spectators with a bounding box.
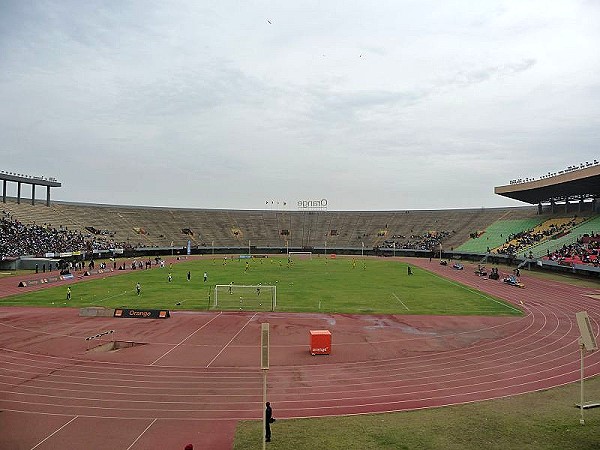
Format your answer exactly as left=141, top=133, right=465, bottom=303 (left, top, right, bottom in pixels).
left=496, top=218, right=580, bottom=256
left=85, top=226, right=115, bottom=237
left=379, top=230, right=454, bottom=251
left=1, top=211, right=135, bottom=259
left=544, top=234, right=600, bottom=266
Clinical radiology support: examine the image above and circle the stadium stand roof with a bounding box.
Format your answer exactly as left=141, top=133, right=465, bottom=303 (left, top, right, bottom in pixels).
left=494, top=164, right=600, bottom=205
left=1, top=171, right=61, bottom=206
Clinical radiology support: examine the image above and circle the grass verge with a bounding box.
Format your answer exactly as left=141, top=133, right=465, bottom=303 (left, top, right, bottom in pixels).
left=234, top=376, right=600, bottom=450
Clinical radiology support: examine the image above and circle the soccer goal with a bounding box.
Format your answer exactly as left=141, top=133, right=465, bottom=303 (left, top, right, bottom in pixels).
left=288, top=251, right=312, bottom=260
left=213, top=284, right=277, bottom=312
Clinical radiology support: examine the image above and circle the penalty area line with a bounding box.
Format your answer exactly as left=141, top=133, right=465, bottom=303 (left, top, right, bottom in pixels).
left=392, top=293, right=410, bottom=311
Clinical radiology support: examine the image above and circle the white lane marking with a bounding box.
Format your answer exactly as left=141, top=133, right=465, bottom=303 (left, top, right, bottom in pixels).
left=126, top=418, right=157, bottom=450
left=151, top=312, right=222, bottom=365
left=30, top=415, right=79, bottom=449
left=206, top=313, right=257, bottom=368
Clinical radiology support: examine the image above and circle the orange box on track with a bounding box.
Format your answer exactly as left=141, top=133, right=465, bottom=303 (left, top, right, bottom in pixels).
left=310, top=329, right=331, bottom=355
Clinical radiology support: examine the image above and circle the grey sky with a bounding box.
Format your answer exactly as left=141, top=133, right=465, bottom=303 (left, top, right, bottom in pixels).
left=1, top=0, right=599, bottom=210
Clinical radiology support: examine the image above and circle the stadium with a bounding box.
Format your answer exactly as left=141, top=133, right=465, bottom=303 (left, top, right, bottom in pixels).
left=2, top=3, right=600, bottom=449
left=0, top=162, right=599, bottom=449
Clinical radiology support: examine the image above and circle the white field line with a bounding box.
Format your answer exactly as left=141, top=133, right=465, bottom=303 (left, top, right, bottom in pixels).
left=392, top=293, right=410, bottom=311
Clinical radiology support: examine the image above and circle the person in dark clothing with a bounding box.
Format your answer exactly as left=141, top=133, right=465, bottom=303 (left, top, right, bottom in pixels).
left=265, top=401, right=274, bottom=442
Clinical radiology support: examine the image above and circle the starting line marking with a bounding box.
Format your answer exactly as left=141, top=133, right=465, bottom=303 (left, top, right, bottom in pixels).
left=392, top=293, right=410, bottom=311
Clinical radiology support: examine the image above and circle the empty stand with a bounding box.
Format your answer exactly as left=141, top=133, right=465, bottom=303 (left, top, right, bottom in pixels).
left=2, top=199, right=550, bottom=252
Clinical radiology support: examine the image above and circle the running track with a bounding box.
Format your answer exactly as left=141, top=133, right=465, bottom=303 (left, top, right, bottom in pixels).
left=0, top=258, right=599, bottom=449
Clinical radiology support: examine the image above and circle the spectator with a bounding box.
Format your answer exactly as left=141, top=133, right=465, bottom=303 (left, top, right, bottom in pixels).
left=0, top=216, right=134, bottom=259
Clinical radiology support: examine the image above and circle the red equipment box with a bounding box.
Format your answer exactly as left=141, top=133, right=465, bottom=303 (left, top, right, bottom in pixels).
left=310, top=330, right=331, bottom=355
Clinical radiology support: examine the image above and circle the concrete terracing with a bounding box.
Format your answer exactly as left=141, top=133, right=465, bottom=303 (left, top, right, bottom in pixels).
left=1, top=199, right=540, bottom=249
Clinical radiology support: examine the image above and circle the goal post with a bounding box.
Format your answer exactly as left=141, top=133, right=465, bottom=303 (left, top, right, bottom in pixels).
left=288, top=251, right=312, bottom=260
left=213, top=284, right=277, bottom=312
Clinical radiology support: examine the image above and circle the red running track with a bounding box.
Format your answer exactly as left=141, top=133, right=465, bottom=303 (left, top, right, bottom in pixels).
left=0, top=258, right=599, bottom=449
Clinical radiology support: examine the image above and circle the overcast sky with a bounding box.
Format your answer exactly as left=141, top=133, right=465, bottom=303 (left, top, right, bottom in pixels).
left=1, top=0, right=599, bottom=211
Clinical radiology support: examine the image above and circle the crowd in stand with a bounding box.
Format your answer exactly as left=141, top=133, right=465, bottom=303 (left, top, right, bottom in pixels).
left=379, top=230, right=454, bottom=251
left=509, top=160, right=599, bottom=185
left=544, top=234, right=600, bottom=266
left=496, top=218, right=580, bottom=256
left=1, top=211, right=134, bottom=259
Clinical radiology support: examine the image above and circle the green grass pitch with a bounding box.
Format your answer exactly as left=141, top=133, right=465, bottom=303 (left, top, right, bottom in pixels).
left=1, top=257, right=521, bottom=316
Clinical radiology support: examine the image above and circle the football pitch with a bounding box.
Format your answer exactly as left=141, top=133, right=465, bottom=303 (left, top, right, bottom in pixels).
left=1, top=256, right=521, bottom=316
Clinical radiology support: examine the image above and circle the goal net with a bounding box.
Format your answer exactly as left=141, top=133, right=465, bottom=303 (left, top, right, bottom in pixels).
left=288, top=251, right=312, bottom=260
left=213, top=284, right=277, bottom=312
